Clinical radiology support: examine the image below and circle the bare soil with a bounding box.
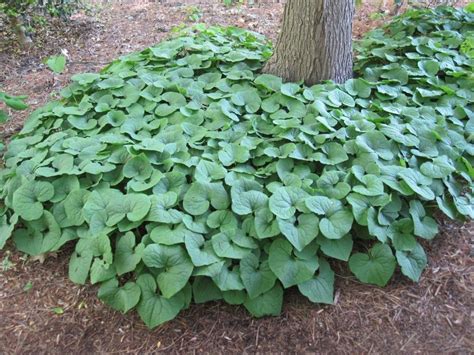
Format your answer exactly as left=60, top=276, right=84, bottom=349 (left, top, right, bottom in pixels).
left=0, top=1, right=472, bottom=353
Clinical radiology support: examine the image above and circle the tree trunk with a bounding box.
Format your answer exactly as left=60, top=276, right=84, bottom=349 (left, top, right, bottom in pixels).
left=263, top=0, right=354, bottom=85
left=8, top=16, right=33, bottom=48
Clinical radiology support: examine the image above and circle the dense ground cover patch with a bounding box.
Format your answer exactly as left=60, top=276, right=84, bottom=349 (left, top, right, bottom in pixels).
left=0, top=6, right=473, bottom=328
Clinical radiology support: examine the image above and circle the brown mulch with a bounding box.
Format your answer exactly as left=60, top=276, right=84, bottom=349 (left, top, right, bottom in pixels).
left=0, top=0, right=473, bottom=353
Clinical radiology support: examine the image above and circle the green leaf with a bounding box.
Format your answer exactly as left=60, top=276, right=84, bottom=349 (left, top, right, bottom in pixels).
left=105, top=110, right=127, bottom=127
left=268, top=239, right=319, bottom=288
left=90, top=259, right=116, bottom=284
left=346, top=193, right=371, bottom=225
left=416, top=88, right=443, bottom=98
left=114, top=232, right=145, bottom=275
left=297, top=258, right=334, bottom=304
left=281, top=83, right=300, bottom=98
left=356, top=131, right=394, bottom=160
left=409, top=200, right=438, bottom=239
left=387, top=218, right=416, bottom=251
left=349, top=243, right=396, bottom=287
left=142, top=244, right=193, bottom=298
left=150, top=224, right=187, bottom=245
left=319, top=210, right=353, bottom=240
left=381, top=67, right=408, bottom=84
left=206, top=210, right=238, bottom=231
left=0, top=214, right=18, bottom=249
left=211, top=230, right=252, bottom=259
left=328, top=89, right=355, bottom=107
left=318, top=234, right=353, bottom=261
left=13, top=211, right=60, bottom=255
left=147, top=193, right=183, bottom=224
left=243, top=283, right=283, bottom=317
left=398, top=168, right=434, bottom=200
left=395, top=243, right=427, bottom=282
left=195, top=160, right=227, bottom=182
left=192, top=277, right=222, bottom=303
left=69, top=250, right=93, bottom=285
left=123, top=154, right=153, bottom=181
left=223, top=290, right=246, bottom=305
left=306, top=196, right=353, bottom=240
left=269, top=186, right=307, bottom=219
left=316, top=171, right=351, bottom=199
left=71, top=73, right=100, bottom=85
left=353, top=175, right=384, bottom=197
left=3, top=96, right=28, bottom=110
left=64, top=190, right=90, bottom=226
left=23, top=281, right=33, bottom=292
left=314, top=142, right=349, bottom=165
left=52, top=307, right=64, bottom=315
left=254, top=208, right=280, bottom=239
left=98, top=278, right=141, bottom=313
left=46, top=55, right=66, bottom=73
left=83, top=189, right=128, bottom=227
left=420, top=156, right=455, bottom=179
left=156, top=92, right=187, bottom=116
left=240, top=253, right=277, bottom=299
left=218, top=143, right=250, bottom=166
left=126, top=194, right=151, bottom=221
left=344, top=78, right=371, bottom=98
left=183, top=182, right=229, bottom=216
left=12, top=180, right=54, bottom=221
left=0, top=109, right=8, bottom=123
left=231, top=89, right=261, bottom=113
left=367, top=207, right=389, bottom=242
left=254, top=74, right=282, bottom=92
left=98, top=77, right=124, bottom=89
left=136, top=274, right=186, bottom=329
left=212, top=263, right=245, bottom=291
left=305, top=196, right=342, bottom=215
left=418, top=60, right=439, bottom=76
left=51, top=176, right=80, bottom=203
left=219, top=99, right=239, bottom=121
left=231, top=190, right=268, bottom=216
left=261, top=94, right=281, bottom=113
left=153, top=171, right=186, bottom=197
left=185, top=232, right=220, bottom=266
left=277, top=214, right=319, bottom=251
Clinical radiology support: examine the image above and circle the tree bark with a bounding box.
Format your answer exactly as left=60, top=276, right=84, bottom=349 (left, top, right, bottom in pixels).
left=8, top=16, right=33, bottom=48
left=263, top=0, right=354, bottom=85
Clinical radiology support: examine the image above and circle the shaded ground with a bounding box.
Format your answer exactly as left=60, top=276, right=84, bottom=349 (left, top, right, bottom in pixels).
left=0, top=0, right=473, bottom=353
